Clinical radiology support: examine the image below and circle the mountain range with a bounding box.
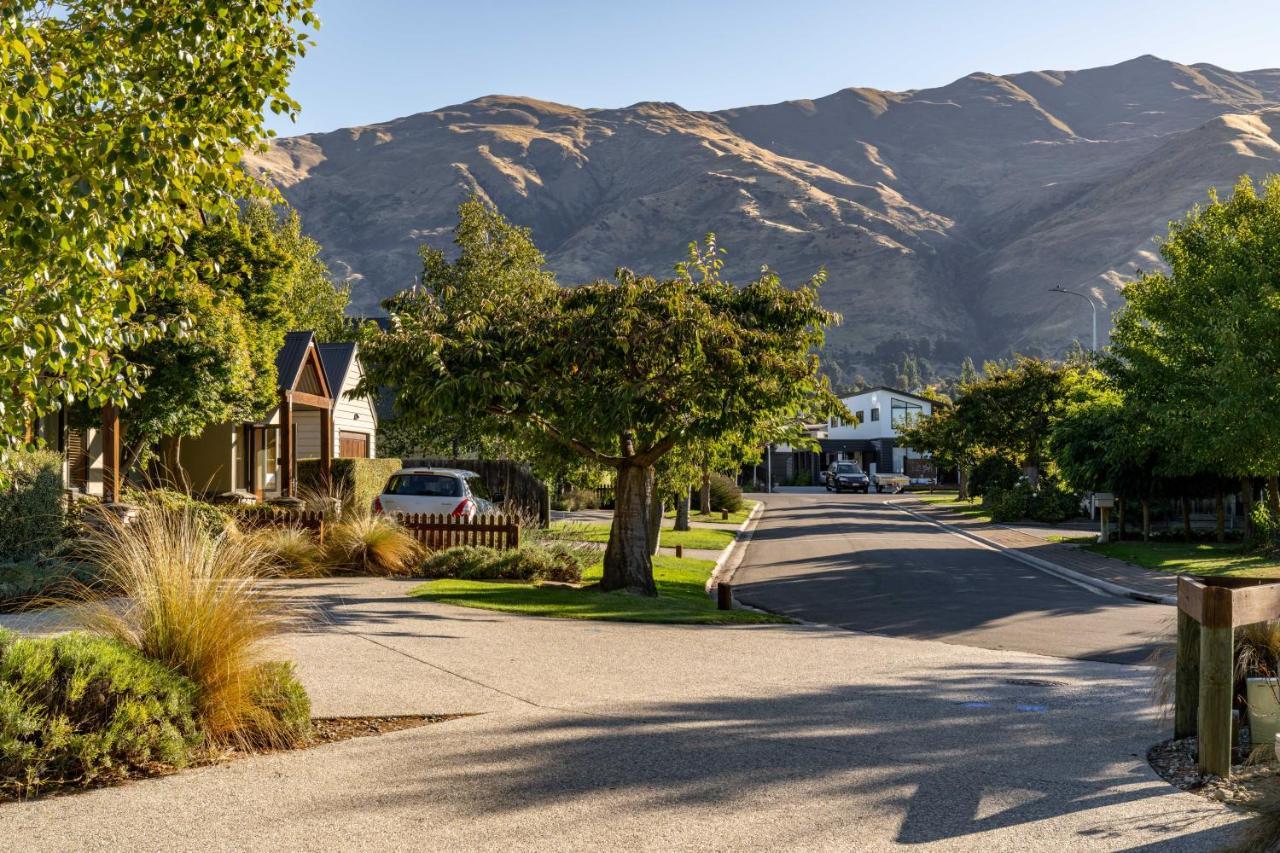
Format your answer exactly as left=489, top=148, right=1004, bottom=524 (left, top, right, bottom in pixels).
left=247, top=55, right=1280, bottom=379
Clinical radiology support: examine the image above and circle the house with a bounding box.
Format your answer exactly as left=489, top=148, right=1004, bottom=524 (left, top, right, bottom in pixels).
left=33, top=404, right=125, bottom=503
left=762, top=387, right=939, bottom=485
left=172, top=332, right=379, bottom=501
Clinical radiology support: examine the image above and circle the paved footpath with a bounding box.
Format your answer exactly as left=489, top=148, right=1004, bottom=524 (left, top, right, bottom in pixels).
left=0, top=514, right=1247, bottom=851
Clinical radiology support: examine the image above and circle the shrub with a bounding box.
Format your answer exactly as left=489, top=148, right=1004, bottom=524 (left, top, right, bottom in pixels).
left=248, top=526, right=324, bottom=577
left=0, top=629, right=201, bottom=797
left=0, top=449, right=64, bottom=564
left=324, top=513, right=420, bottom=576
left=1248, top=503, right=1280, bottom=553
left=70, top=504, right=299, bottom=749
left=983, top=473, right=1079, bottom=523
left=298, top=457, right=403, bottom=516
left=241, top=661, right=311, bottom=749
left=0, top=557, right=88, bottom=606
left=968, top=456, right=1021, bottom=499
left=421, top=544, right=583, bottom=583
left=124, top=488, right=234, bottom=535
left=708, top=473, right=743, bottom=513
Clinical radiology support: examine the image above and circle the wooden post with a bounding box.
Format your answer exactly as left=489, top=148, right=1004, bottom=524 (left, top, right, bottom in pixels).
left=721, top=509, right=729, bottom=520
left=1099, top=505, right=1110, bottom=544
left=279, top=391, right=293, bottom=498
left=319, top=406, right=333, bottom=496
left=101, top=403, right=121, bottom=503
left=717, top=582, right=733, bottom=610
left=1199, top=584, right=1234, bottom=777
left=675, top=544, right=684, bottom=558
left=1175, top=607, right=1200, bottom=739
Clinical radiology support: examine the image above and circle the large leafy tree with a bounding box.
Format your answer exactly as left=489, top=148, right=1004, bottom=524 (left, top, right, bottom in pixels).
left=955, top=357, right=1069, bottom=484
left=1110, top=176, right=1280, bottom=513
left=362, top=200, right=840, bottom=594
left=1, top=0, right=316, bottom=465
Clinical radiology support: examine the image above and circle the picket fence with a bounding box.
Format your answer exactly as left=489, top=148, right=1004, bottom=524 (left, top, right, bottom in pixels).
left=252, top=509, right=520, bottom=551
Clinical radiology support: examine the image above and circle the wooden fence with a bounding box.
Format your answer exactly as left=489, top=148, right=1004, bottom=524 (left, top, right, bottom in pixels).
left=243, top=509, right=520, bottom=551
left=1175, top=574, right=1280, bottom=776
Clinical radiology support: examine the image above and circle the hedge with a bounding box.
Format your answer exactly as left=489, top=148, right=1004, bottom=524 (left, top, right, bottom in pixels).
left=0, top=450, right=64, bottom=564
left=298, top=457, right=402, bottom=514
left=0, top=630, right=202, bottom=797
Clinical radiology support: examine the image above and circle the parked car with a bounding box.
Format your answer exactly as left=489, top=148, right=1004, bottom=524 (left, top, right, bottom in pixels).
left=825, top=461, right=870, bottom=493
left=372, top=468, right=495, bottom=519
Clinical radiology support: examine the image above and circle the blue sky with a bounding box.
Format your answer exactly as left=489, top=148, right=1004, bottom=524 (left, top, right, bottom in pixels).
left=268, top=0, right=1280, bottom=136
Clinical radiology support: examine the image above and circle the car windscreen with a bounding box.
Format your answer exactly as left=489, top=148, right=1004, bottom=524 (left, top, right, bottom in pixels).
left=383, top=474, right=462, bottom=497
left=835, top=463, right=863, bottom=474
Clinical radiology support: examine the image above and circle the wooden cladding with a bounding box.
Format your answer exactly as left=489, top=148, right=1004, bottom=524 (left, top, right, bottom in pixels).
left=339, top=431, right=369, bottom=458
left=1176, top=575, right=1280, bottom=628
left=250, top=510, right=520, bottom=551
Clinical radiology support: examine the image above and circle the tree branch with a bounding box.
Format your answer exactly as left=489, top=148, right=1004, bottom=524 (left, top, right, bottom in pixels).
left=487, top=405, right=624, bottom=467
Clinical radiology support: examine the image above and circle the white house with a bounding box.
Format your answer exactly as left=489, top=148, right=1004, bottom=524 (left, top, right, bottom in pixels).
left=763, top=387, right=939, bottom=485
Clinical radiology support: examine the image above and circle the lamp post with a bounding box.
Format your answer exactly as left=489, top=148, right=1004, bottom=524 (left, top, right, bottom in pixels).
left=1049, top=285, right=1101, bottom=351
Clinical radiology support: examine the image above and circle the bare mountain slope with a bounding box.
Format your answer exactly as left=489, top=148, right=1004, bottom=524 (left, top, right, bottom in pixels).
left=249, top=55, right=1280, bottom=370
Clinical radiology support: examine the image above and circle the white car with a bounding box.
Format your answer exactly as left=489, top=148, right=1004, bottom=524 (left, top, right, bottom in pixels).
left=372, top=468, right=495, bottom=519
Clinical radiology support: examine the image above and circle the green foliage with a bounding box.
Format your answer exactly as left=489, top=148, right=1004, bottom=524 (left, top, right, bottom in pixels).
left=122, top=488, right=233, bottom=535
left=420, top=544, right=583, bottom=583
left=708, top=473, right=743, bottom=513
left=360, top=199, right=840, bottom=592
left=299, top=457, right=402, bottom=515
left=0, top=629, right=202, bottom=797
left=953, top=356, right=1069, bottom=472
left=249, top=203, right=353, bottom=343
left=967, top=456, right=1020, bottom=499
left=1110, top=175, right=1280, bottom=480
left=1248, top=503, right=1280, bottom=554
left=982, top=472, right=1079, bottom=523
left=0, top=449, right=63, bottom=563
left=0, top=557, right=87, bottom=606
left=1, top=1, right=317, bottom=465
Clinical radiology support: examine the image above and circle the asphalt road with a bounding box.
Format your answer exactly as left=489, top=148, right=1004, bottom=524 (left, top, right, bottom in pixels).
left=734, top=490, right=1172, bottom=664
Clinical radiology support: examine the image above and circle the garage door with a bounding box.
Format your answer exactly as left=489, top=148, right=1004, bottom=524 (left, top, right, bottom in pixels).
left=339, top=431, right=370, bottom=459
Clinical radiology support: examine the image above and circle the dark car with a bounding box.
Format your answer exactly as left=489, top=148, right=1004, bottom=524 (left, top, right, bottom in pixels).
left=825, top=461, right=870, bottom=493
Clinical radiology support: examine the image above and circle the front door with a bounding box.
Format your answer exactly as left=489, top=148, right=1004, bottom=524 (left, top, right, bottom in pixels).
left=252, top=426, right=279, bottom=499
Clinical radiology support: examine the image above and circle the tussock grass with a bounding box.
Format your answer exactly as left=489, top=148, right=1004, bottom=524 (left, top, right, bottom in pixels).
left=67, top=504, right=306, bottom=749
left=247, top=526, right=325, bottom=578
left=324, top=512, right=420, bottom=576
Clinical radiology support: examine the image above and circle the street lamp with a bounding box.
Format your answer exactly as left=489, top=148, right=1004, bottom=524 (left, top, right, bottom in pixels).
left=1049, top=285, right=1101, bottom=351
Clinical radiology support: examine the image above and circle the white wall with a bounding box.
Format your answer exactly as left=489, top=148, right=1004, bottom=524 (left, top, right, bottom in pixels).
left=826, top=389, right=933, bottom=440
left=333, top=357, right=376, bottom=457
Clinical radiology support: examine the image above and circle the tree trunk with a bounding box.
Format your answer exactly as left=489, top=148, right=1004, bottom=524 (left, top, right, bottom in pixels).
left=958, top=465, right=969, bottom=501
left=1142, top=499, right=1151, bottom=543
left=1215, top=488, right=1226, bottom=543
left=646, top=488, right=664, bottom=557
left=1181, top=496, right=1192, bottom=542
left=600, top=462, right=657, bottom=595
left=1269, top=475, right=1280, bottom=518
left=1242, top=477, right=1255, bottom=540
left=674, top=490, right=691, bottom=532
left=699, top=466, right=712, bottom=515
left=1117, top=497, right=1126, bottom=541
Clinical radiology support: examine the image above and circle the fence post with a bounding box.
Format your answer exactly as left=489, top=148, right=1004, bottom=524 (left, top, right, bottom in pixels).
left=717, top=582, right=733, bottom=610
left=1175, top=606, right=1200, bottom=739
left=510, top=514, right=520, bottom=549
left=1199, top=585, right=1234, bottom=777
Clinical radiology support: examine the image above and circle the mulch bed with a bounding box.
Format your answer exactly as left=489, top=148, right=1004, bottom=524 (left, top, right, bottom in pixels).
left=2, top=713, right=468, bottom=804
left=1149, top=736, right=1280, bottom=807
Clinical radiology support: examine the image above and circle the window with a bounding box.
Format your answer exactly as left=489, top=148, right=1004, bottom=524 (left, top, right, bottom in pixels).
left=383, top=474, right=462, bottom=497
left=857, top=410, right=865, bottom=425
left=870, top=407, right=880, bottom=422
left=891, top=398, right=924, bottom=427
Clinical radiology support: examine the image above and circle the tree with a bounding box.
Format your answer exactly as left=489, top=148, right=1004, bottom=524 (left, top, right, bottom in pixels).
left=953, top=356, right=1069, bottom=485
left=1, top=0, right=316, bottom=470
left=896, top=402, right=977, bottom=498
left=1110, top=176, right=1280, bottom=525
left=360, top=200, right=840, bottom=594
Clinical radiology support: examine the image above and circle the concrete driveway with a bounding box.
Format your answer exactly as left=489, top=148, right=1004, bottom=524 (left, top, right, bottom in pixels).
left=734, top=491, right=1172, bottom=664
left=0, top=568, right=1243, bottom=851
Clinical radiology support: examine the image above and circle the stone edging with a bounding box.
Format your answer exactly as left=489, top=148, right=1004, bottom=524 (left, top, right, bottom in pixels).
left=887, top=499, right=1177, bottom=606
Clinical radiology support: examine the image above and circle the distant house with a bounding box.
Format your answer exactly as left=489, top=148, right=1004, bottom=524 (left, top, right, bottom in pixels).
left=181, top=332, right=378, bottom=501
left=763, top=387, right=939, bottom=485
left=33, top=404, right=125, bottom=503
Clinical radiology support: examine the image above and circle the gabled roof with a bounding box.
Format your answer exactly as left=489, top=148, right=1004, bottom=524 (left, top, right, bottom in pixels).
left=275, top=331, right=315, bottom=392
left=842, top=386, right=940, bottom=406
left=317, top=342, right=357, bottom=396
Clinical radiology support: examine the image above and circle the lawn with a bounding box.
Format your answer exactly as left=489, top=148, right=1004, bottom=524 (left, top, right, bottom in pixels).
left=912, top=494, right=993, bottom=522
left=662, top=500, right=758, bottom=525
left=549, top=522, right=737, bottom=552
left=411, top=555, right=789, bottom=624
left=1086, top=541, right=1280, bottom=579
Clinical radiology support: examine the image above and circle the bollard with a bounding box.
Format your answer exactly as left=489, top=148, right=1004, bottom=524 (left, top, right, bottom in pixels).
left=717, top=582, right=733, bottom=610
left=721, top=509, right=729, bottom=520
left=675, top=543, right=684, bottom=558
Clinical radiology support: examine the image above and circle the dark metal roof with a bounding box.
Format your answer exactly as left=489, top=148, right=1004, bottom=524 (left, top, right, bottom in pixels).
left=275, top=331, right=314, bottom=392
left=317, top=342, right=357, bottom=399
left=817, top=438, right=880, bottom=453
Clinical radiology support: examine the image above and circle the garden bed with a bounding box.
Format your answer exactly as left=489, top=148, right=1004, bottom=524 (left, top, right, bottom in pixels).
left=1149, top=736, right=1278, bottom=807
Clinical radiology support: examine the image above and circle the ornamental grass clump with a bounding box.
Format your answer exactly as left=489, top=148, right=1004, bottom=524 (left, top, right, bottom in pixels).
left=71, top=505, right=308, bottom=750
left=324, top=512, right=420, bottom=576
left=248, top=525, right=325, bottom=577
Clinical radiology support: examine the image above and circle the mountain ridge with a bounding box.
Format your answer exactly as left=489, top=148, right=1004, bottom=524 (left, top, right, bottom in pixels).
left=249, top=55, right=1280, bottom=378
